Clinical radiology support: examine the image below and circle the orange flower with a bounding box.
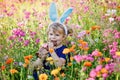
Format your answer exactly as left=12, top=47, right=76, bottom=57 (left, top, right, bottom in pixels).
left=96, top=71, right=101, bottom=77
left=84, top=61, right=92, bottom=67
left=6, top=58, right=13, bottom=64
left=63, top=48, right=70, bottom=54
left=39, top=73, right=48, bottom=80
left=10, top=69, right=18, bottom=74
left=98, top=59, right=105, bottom=64
left=61, top=72, right=66, bottom=77
left=67, top=62, right=72, bottom=66
left=25, top=59, right=30, bottom=64
left=104, top=58, right=110, bottom=62
left=83, top=47, right=89, bottom=51
left=86, top=30, right=90, bottom=34
left=24, top=55, right=33, bottom=60
left=91, top=25, right=100, bottom=31
left=23, top=63, right=28, bottom=67
left=81, top=41, right=87, bottom=47
left=78, top=39, right=84, bottom=44
left=117, top=6, right=120, bottom=9
left=69, top=45, right=76, bottom=52
left=1, top=65, right=6, bottom=70
left=49, top=48, right=54, bottom=53
left=97, top=52, right=103, bottom=57
left=101, top=68, right=108, bottom=74
left=54, top=77, right=60, bottom=80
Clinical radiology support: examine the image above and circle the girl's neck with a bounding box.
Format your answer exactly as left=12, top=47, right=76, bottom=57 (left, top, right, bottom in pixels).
left=54, top=44, right=63, bottom=49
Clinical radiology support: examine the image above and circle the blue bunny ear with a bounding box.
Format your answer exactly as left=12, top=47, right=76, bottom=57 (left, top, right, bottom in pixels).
left=49, top=2, right=58, bottom=22
left=60, top=7, right=73, bottom=23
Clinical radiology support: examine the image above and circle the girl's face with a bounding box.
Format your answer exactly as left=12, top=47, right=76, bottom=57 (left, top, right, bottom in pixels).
left=48, top=28, right=65, bottom=46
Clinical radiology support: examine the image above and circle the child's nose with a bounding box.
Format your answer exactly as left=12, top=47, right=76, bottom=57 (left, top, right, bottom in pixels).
left=52, top=35, right=56, bottom=38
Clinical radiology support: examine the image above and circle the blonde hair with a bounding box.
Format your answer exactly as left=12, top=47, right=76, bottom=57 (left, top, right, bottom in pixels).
left=47, top=22, right=73, bottom=36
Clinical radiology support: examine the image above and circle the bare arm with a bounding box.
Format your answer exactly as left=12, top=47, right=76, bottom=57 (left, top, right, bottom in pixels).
left=50, top=51, right=66, bottom=67
left=48, top=42, right=66, bottom=67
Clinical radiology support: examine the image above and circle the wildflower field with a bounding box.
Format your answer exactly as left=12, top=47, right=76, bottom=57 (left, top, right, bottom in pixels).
left=0, top=0, right=120, bottom=80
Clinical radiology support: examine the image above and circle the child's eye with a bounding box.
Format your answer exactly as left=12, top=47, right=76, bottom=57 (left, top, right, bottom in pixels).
left=50, top=33, right=53, bottom=35
left=56, top=34, right=59, bottom=36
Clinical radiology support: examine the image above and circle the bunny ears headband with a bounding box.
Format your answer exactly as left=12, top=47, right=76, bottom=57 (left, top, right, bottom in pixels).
left=49, top=2, right=73, bottom=35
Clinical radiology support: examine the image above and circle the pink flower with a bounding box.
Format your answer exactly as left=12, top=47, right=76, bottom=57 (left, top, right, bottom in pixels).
left=92, top=50, right=99, bottom=56
left=89, top=69, right=97, bottom=78
left=17, top=21, right=25, bottom=27
left=75, top=24, right=82, bottom=29
left=42, top=43, right=48, bottom=48
left=84, top=6, right=89, bottom=13
left=102, top=73, right=108, bottom=78
left=38, top=23, right=43, bottom=29
left=114, top=32, right=120, bottom=39
left=95, top=65, right=102, bottom=72
left=105, top=64, right=110, bottom=70
left=73, top=55, right=82, bottom=63
left=24, top=11, right=31, bottom=19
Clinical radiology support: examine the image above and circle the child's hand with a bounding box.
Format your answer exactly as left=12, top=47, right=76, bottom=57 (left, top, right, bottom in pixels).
left=48, top=42, right=54, bottom=49
left=36, top=47, right=48, bottom=60
left=33, top=58, right=43, bottom=68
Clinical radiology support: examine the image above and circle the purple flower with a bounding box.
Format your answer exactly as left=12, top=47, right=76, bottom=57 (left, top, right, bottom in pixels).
left=35, top=38, right=40, bottom=44
left=77, top=30, right=86, bottom=38
left=24, top=40, right=30, bottom=46
left=29, top=31, right=36, bottom=38
left=12, top=28, right=25, bottom=37
left=9, top=35, right=16, bottom=40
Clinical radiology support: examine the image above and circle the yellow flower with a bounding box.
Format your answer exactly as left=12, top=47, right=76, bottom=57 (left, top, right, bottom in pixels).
left=46, top=57, right=53, bottom=61
left=39, top=73, right=48, bottom=80
left=70, top=57, right=74, bottom=61
left=51, top=68, right=61, bottom=76
left=63, top=48, right=70, bottom=54
left=116, top=52, right=120, bottom=56
left=10, top=69, right=18, bottom=74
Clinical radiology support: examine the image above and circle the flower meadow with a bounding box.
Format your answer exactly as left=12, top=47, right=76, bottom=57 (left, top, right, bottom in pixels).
left=0, top=0, right=120, bottom=80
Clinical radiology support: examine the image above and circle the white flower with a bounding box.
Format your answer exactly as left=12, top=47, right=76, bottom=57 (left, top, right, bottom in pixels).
left=107, top=9, right=116, bottom=15
left=27, top=75, right=33, bottom=79
left=109, top=17, right=114, bottom=23
left=19, top=62, right=23, bottom=66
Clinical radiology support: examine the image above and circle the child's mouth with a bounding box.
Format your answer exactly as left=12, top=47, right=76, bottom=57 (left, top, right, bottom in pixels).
left=51, top=40, right=57, bottom=46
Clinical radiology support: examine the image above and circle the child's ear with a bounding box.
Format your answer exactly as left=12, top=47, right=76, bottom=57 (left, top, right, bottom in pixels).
left=63, top=35, right=67, bottom=39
